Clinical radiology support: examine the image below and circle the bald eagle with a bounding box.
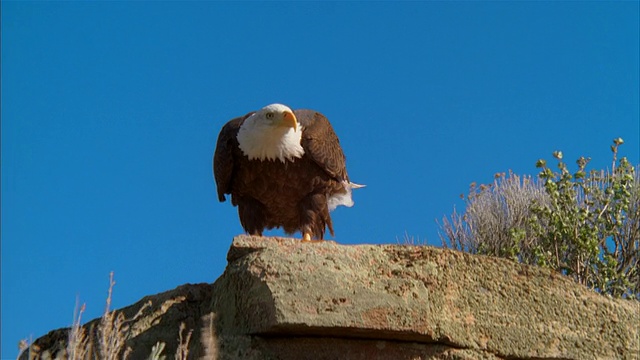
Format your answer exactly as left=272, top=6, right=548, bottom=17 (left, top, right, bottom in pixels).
left=213, top=104, right=363, bottom=242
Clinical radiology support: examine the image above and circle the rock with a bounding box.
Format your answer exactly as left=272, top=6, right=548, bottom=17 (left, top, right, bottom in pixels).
left=20, top=235, right=639, bottom=360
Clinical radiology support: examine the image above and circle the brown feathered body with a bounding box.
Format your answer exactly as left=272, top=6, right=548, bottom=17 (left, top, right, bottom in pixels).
left=214, top=109, right=354, bottom=239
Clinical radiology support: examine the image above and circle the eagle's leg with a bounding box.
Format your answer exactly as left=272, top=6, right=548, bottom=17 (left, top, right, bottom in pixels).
left=299, top=194, right=330, bottom=243
left=238, top=198, right=267, bottom=238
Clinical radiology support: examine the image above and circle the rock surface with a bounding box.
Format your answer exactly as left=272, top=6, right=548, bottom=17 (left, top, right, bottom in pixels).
left=21, top=236, right=639, bottom=359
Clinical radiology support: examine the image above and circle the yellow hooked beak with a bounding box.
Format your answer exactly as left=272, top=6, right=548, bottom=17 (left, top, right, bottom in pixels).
left=281, top=110, right=298, bottom=132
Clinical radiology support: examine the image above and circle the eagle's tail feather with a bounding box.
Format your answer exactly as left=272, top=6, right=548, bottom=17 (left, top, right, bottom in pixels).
left=349, top=182, right=365, bottom=189
left=328, top=181, right=365, bottom=211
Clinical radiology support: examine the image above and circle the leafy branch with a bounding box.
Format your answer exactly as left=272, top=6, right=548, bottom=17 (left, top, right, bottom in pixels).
left=441, top=138, right=639, bottom=298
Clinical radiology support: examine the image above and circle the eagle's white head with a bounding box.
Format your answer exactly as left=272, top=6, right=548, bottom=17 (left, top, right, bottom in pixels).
left=237, top=103, right=305, bottom=163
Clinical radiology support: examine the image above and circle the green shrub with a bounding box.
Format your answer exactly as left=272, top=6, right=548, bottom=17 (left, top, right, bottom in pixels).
left=440, top=138, right=639, bottom=299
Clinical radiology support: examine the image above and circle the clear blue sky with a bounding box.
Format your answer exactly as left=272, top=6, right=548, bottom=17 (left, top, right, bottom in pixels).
left=2, top=1, right=638, bottom=357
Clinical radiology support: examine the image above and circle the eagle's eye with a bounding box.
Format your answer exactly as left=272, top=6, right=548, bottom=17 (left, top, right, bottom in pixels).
left=265, top=112, right=275, bottom=120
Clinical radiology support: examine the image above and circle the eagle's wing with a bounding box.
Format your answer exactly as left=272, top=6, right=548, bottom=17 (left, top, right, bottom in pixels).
left=296, top=110, right=349, bottom=181
left=213, top=112, right=253, bottom=202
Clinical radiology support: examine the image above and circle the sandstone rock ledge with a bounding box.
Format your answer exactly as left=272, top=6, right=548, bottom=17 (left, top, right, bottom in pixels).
left=23, top=236, right=639, bottom=359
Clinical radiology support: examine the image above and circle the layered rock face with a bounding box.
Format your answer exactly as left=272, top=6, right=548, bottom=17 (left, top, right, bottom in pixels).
left=22, top=236, right=639, bottom=359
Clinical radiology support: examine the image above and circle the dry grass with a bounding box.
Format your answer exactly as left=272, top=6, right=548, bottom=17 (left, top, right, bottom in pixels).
left=96, top=272, right=130, bottom=360
left=67, top=300, right=90, bottom=360
left=396, top=231, right=427, bottom=246
left=201, top=313, right=218, bottom=359
left=439, top=171, right=548, bottom=262
left=175, top=322, right=193, bottom=360
left=439, top=153, right=639, bottom=299
left=17, top=272, right=197, bottom=360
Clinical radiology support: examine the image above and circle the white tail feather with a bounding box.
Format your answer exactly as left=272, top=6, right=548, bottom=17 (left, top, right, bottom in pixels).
left=327, top=181, right=365, bottom=211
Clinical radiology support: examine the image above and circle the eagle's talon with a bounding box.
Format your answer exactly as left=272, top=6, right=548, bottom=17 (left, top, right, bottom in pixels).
left=301, top=233, right=325, bottom=243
